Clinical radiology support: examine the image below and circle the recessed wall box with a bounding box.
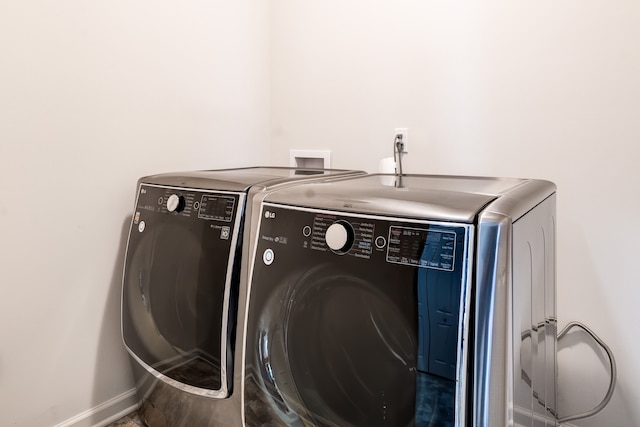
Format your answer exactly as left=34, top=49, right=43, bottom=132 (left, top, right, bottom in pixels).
left=289, top=150, right=331, bottom=169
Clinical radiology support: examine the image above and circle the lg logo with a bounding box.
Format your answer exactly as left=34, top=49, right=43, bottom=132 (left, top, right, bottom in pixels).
left=264, top=210, right=276, bottom=219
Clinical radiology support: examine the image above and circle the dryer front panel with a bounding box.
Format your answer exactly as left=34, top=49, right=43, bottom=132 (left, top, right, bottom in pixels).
left=122, top=183, right=244, bottom=398
left=244, top=203, right=473, bottom=426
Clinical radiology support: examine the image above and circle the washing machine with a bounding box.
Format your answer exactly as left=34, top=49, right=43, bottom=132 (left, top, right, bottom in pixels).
left=242, top=173, right=557, bottom=427
left=120, top=166, right=364, bottom=426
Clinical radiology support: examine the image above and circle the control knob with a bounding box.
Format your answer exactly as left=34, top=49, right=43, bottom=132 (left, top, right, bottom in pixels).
left=167, top=194, right=186, bottom=213
left=325, top=221, right=354, bottom=254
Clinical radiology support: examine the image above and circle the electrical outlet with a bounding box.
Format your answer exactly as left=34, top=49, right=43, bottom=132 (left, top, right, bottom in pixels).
left=394, top=128, right=408, bottom=153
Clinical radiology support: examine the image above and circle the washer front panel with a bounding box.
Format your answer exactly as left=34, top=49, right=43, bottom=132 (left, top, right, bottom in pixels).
left=244, top=203, right=473, bottom=426
left=122, top=183, right=244, bottom=398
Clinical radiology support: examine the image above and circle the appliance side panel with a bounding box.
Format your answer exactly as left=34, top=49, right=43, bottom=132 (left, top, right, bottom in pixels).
left=474, top=212, right=512, bottom=427
left=512, top=213, right=535, bottom=426
left=512, top=195, right=557, bottom=427
left=545, top=198, right=557, bottom=426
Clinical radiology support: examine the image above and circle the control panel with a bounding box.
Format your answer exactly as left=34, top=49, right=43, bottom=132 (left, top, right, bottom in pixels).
left=258, top=204, right=464, bottom=271
left=135, top=184, right=238, bottom=222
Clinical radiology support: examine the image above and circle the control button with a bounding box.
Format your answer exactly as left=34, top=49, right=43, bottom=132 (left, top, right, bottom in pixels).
left=302, top=225, right=312, bottom=237
left=375, top=236, right=387, bottom=249
left=326, top=221, right=355, bottom=253
left=263, top=248, right=274, bottom=265
left=220, top=226, right=230, bottom=240
left=167, top=194, right=186, bottom=213
left=138, top=221, right=146, bottom=233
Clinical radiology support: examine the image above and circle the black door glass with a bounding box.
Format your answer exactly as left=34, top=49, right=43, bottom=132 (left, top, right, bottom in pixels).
left=286, top=273, right=416, bottom=426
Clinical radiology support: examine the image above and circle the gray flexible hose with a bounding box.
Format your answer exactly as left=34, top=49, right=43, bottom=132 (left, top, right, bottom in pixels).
left=557, top=321, right=617, bottom=424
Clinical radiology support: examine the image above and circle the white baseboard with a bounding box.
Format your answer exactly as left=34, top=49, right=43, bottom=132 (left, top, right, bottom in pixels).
left=54, top=388, right=140, bottom=427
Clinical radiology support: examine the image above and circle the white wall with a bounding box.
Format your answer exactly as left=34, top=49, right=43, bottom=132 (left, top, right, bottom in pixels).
left=0, top=1, right=270, bottom=426
left=270, top=1, right=640, bottom=426
left=2, top=1, right=638, bottom=426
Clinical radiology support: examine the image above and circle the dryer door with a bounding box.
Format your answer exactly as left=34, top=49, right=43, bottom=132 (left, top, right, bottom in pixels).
left=244, top=204, right=471, bottom=426
left=122, top=184, right=243, bottom=397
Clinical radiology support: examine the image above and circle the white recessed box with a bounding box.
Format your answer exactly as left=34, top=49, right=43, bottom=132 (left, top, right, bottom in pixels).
left=289, top=149, right=331, bottom=169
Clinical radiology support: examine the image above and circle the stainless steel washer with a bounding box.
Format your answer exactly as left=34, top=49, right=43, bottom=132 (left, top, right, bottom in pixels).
left=242, top=174, right=557, bottom=427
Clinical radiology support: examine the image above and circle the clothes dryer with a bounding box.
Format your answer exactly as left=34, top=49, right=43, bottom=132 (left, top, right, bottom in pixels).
left=243, top=174, right=557, bottom=427
left=121, top=167, right=364, bottom=426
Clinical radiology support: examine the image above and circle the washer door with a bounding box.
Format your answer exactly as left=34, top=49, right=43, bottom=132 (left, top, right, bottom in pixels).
left=255, top=267, right=416, bottom=427
left=244, top=205, right=467, bottom=426
left=122, top=185, right=242, bottom=396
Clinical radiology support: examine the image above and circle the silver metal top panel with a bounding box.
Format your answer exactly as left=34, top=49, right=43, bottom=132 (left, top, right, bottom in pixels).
left=139, top=167, right=365, bottom=192
left=263, top=173, right=555, bottom=223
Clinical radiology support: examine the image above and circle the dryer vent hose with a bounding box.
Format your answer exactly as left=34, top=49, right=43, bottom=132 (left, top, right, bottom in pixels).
left=557, top=321, right=617, bottom=424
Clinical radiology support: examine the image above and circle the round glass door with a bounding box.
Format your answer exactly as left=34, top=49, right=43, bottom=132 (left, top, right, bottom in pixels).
left=249, top=262, right=418, bottom=427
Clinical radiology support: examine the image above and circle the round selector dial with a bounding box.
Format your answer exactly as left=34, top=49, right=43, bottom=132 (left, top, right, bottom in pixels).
left=325, top=220, right=355, bottom=254
left=166, top=194, right=186, bottom=213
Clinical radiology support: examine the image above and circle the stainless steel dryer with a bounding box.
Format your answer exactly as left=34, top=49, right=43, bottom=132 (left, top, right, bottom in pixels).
left=242, top=174, right=557, bottom=427
left=121, top=167, right=364, bottom=426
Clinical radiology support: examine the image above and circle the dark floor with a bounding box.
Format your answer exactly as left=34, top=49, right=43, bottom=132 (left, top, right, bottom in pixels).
left=108, top=410, right=145, bottom=427
left=107, top=372, right=455, bottom=427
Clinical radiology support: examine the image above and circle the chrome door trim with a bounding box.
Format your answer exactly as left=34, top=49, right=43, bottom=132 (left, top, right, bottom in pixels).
left=473, top=211, right=513, bottom=426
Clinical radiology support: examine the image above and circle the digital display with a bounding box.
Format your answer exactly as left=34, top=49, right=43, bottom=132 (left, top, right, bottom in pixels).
left=386, top=226, right=455, bottom=271
left=198, top=195, right=236, bottom=222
